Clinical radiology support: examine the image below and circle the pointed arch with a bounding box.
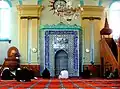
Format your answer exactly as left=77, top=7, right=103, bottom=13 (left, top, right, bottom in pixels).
left=0, top=0, right=11, bottom=40
left=0, top=0, right=10, bottom=8
left=55, top=49, right=68, bottom=76
left=109, top=1, right=120, bottom=39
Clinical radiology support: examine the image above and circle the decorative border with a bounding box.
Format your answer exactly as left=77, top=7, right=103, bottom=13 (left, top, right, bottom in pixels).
left=45, top=31, right=79, bottom=71
left=40, top=22, right=82, bottom=75
left=40, top=22, right=82, bottom=30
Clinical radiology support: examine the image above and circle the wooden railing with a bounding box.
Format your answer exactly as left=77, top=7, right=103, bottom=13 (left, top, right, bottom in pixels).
left=105, top=38, right=118, bottom=60
left=100, top=38, right=120, bottom=74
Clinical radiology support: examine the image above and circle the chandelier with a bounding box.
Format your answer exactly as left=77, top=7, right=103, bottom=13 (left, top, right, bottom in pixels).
left=49, top=0, right=83, bottom=23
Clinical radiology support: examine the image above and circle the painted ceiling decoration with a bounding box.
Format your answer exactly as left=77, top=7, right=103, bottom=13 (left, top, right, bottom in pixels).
left=80, top=0, right=84, bottom=6
left=0, top=0, right=119, bottom=8
left=18, top=0, right=22, bottom=5
left=37, top=0, right=42, bottom=5
left=79, top=0, right=120, bottom=7
left=4, top=0, right=12, bottom=7
left=98, top=0, right=102, bottom=6
left=93, top=0, right=103, bottom=5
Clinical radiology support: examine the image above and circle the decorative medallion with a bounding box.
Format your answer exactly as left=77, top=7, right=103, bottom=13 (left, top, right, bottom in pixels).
left=48, top=0, right=83, bottom=23
left=48, top=0, right=66, bottom=16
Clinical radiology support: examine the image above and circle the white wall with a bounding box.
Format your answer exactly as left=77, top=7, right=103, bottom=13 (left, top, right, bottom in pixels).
left=0, top=1, right=19, bottom=64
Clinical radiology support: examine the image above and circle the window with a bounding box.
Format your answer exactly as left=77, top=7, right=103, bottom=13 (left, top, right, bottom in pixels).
left=109, top=1, right=120, bottom=39
left=0, top=1, right=10, bottom=39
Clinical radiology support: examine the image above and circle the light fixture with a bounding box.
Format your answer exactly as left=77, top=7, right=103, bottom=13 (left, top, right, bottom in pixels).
left=32, top=48, right=37, bottom=53
left=49, top=0, right=83, bottom=23
left=85, top=48, right=90, bottom=53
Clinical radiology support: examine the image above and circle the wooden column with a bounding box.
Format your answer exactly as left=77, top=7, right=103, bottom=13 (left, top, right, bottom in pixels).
left=117, top=39, right=120, bottom=66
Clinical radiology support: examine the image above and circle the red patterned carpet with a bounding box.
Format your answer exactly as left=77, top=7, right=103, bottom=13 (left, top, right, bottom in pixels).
left=0, top=78, right=120, bottom=89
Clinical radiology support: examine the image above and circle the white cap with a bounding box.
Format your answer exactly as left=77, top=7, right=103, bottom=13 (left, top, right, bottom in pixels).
left=17, top=68, right=21, bottom=70
left=16, top=57, right=19, bottom=59
left=3, top=67, right=9, bottom=71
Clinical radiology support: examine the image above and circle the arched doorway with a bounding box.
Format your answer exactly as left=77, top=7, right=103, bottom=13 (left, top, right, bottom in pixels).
left=55, top=50, right=68, bottom=76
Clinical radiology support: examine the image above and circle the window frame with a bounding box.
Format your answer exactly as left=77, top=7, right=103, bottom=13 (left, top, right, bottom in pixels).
left=109, top=1, right=120, bottom=40
left=0, top=1, right=11, bottom=43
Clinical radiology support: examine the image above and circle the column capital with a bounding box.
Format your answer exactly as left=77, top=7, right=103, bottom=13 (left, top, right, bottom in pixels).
left=17, top=5, right=44, bottom=17
left=81, top=6, right=104, bottom=17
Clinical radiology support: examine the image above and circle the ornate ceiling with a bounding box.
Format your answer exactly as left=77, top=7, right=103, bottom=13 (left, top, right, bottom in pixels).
left=3, top=0, right=118, bottom=9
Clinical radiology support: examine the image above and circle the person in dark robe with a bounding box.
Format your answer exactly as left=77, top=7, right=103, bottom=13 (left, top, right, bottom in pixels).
left=108, top=68, right=119, bottom=79
left=113, top=68, right=119, bottom=78
left=21, top=67, right=31, bottom=82
left=1, top=67, right=15, bottom=80
left=29, top=68, right=35, bottom=79
left=104, top=68, right=110, bottom=78
left=15, top=67, right=31, bottom=82
left=42, top=68, right=50, bottom=79
left=82, top=67, right=91, bottom=79
left=15, top=68, right=22, bottom=81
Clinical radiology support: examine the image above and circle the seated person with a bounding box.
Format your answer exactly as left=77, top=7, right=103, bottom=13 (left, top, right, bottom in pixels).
left=58, top=69, right=68, bottom=79
left=16, top=67, right=32, bottom=82
left=15, top=67, right=22, bottom=81
left=104, top=68, right=111, bottom=78
left=108, top=68, right=119, bottom=79
left=22, top=67, right=32, bottom=82
left=113, top=68, right=119, bottom=78
left=82, top=67, right=91, bottom=79
left=42, top=68, right=50, bottom=79
left=29, top=68, right=35, bottom=79
left=1, top=67, right=15, bottom=80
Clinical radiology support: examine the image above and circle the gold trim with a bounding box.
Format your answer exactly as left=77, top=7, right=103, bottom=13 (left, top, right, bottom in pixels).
left=17, top=5, right=44, bottom=11
left=81, top=6, right=104, bottom=12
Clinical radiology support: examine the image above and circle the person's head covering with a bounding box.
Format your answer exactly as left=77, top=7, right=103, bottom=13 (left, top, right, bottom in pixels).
left=3, top=67, right=9, bottom=71
left=59, top=70, right=68, bottom=79
left=1, top=67, right=10, bottom=76
left=17, top=68, right=21, bottom=70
